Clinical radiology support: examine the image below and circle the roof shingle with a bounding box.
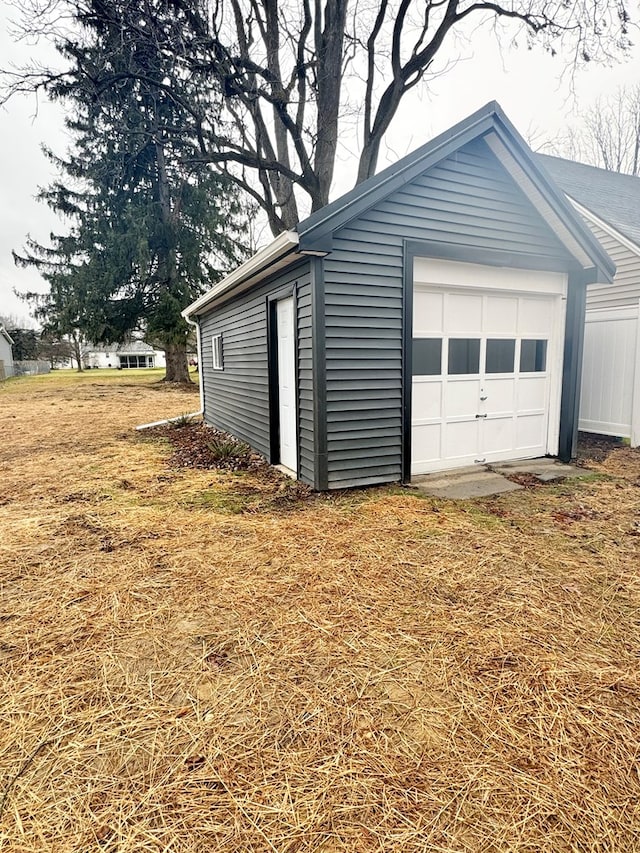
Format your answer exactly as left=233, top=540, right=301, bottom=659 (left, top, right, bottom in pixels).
left=536, top=154, right=640, bottom=247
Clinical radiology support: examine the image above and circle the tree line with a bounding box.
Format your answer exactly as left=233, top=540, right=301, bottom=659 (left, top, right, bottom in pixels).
left=0, top=317, right=80, bottom=367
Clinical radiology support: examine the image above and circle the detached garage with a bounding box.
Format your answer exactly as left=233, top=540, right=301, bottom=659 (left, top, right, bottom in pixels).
left=183, top=102, right=614, bottom=490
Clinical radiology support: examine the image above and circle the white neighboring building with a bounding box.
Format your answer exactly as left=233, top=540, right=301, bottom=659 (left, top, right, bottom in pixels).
left=0, top=326, right=15, bottom=379
left=538, top=155, right=640, bottom=447
left=81, top=341, right=166, bottom=369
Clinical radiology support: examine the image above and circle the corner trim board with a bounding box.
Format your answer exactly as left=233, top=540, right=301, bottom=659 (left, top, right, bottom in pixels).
left=558, top=270, right=588, bottom=461
left=310, top=257, right=328, bottom=490
left=401, top=241, right=415, bottom=484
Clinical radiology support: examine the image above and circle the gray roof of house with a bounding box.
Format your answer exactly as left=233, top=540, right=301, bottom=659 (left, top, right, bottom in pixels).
left=536, top=154, right=640, bottom=247
left=83, top=341, right=157, bottom=355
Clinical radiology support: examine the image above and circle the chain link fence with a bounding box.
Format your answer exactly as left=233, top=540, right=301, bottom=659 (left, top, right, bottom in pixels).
left=12, top=360, right=51, bottom=377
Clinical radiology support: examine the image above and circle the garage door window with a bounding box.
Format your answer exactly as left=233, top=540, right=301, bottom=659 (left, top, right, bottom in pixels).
left=520, top=339, right=547, bottom=372
left=448, top=338, right=480, bottom=375
left=486, top=339, right=515, bottom=374
left=413, top=338, right=442, bottom=376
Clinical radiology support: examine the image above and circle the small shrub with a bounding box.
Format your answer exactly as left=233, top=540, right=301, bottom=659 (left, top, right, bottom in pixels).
left=206, top=434, right=251, bottom=463
left=171, top=412, right=195, bottom=428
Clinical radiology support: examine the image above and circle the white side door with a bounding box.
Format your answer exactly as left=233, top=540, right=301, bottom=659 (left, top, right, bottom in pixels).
left=276, top=296, right=297, bottom=473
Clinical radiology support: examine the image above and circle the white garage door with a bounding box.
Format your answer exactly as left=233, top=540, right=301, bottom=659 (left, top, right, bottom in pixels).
left=412, top=259, right=566, bottom=476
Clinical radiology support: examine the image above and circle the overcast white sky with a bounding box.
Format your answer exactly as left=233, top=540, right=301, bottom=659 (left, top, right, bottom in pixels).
left=1, top=5, right=639, bottom=325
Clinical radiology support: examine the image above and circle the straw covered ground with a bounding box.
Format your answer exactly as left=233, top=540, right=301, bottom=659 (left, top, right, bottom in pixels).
left=1, top=370, right=639, bottom=852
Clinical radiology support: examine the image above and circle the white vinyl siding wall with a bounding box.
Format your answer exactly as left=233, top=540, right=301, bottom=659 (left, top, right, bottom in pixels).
left=580, top=305, right=640, bottom=446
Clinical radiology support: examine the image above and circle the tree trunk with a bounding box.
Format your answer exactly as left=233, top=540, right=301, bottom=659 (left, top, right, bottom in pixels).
left=72, top=332, right=83, bottom=372
left=164, top=340, right=191, bottom=384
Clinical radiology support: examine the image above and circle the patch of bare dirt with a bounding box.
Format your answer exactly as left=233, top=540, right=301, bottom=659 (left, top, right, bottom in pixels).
left=578, top=431, right=640, bottom=484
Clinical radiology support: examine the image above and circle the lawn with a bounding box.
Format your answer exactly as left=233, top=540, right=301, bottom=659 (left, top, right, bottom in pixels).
left=1, top=371, right=639, bottom=852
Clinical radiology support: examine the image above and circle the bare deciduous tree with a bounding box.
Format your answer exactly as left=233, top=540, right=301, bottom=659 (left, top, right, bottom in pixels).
left=197, top=0, right=633, bottom=231
left=582, top=85, right=640, bottom=174
left=541, top=84, right=640, bottom=175
left=3, top=0, right=634, bottom=234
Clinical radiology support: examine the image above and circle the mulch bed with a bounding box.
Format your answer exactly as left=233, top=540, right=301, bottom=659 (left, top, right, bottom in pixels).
left=144, top=421, right=268, bottom=472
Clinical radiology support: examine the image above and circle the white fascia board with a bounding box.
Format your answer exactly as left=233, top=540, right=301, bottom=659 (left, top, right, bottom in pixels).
left=567, top=196, right=640, bottom=260
left=484, top=133, right=594, bottom=269
left=182, top=230, right=299, bottom=318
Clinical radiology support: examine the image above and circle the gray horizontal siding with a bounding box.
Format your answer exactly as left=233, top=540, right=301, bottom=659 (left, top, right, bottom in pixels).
left=296, top=275, right=315, bottom=485
left=323, top=137, right=574, bottom=488
left=199, top=260, right=314, bottom=486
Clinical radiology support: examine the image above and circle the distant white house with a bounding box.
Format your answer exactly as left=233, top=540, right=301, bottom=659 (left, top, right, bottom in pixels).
left=0, top=326, right=15, bottom=380
left=79, top=340, right=166, bottom=369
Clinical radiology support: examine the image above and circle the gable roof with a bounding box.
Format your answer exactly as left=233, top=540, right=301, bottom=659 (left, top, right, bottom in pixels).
left=83, top=340, right=160, bottom=355
left=184, top=102, right=615, bottom=318
left=297, top=101, right=613, bottom=280
left=0, top=326, right=14, bottom=347
left=536, top=154, right=640, bottom=248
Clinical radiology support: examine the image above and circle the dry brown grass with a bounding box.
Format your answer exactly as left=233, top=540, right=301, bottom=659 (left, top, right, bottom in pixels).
left=1, top=370, right=640, bottom=852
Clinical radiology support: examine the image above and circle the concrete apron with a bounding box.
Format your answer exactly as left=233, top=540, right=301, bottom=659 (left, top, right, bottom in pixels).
left=412, top=458, right=584, bottom=500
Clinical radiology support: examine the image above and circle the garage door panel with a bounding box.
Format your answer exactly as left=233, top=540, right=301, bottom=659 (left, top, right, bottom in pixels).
left=414, top=290, right=444, bottom=335
left=446, top=380, right=481, bottom=417
left=482, top=417, right=515, bottom=455
left=516, top=413, right=547, bottom=450
left=445, top=293, right=482, bottom=333
left=517, top=376, right=547, bottom=412
left=412, top=423, right=441, bottom=465
left=518, top=298, right=554, bottom=335
left=444, top=420, right=480, bottom=460
left=484, top=296, right=518, bottom=334
left=412, top=381, right=442, bottom=420
left=483, top=378, right=515, bottom=413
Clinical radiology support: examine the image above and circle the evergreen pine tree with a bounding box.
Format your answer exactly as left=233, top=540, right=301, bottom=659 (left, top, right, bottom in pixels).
left=16, top=0, right=250, bottom=383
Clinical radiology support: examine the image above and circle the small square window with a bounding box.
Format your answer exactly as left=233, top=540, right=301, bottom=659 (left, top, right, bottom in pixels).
left=486, top=339, right=515, bottom=374
left=520, top=339, right=547, bottom=372
left=212, top=334, right=224, bottom=370
left=448, top=338, right=480, bottom=375
left=412, top=338, right=442, bottom=376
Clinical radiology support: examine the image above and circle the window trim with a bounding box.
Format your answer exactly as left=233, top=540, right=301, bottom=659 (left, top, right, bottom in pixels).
left=212, top=333, right=224, bottom=371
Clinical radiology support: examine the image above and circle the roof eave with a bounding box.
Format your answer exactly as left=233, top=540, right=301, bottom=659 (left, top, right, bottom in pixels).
left=568, top=196, right=640, bottom=260
left=297, top=100, right=615, bottom=284
left=510, top=145, right=616, bottom=283
left=0, top=327, right=14, bottom=346
left=183, top=230, right=300, bottom=319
